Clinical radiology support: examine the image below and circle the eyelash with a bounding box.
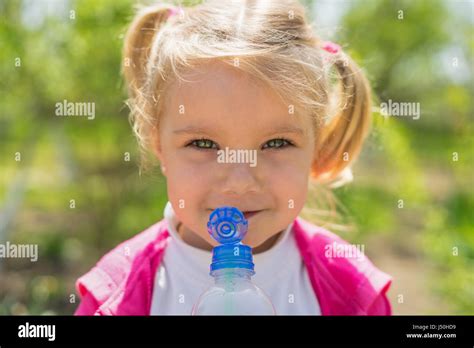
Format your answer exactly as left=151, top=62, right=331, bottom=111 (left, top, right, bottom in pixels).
left=186, top=138, right=294, bottom=151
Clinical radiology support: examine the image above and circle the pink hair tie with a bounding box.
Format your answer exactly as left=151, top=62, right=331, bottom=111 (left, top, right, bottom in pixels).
left=322, top=41, right=341, bottom=54
left=168, top=6, right=183, bottom=18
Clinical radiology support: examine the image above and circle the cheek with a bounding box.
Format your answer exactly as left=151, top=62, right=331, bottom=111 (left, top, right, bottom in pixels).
left=269, top=169, right=308, bottom=215
left=164, top=153, right=215, bottom=209
left=262, top=152, right=311, bottom=198
left=265, top=156, right=311, bottom=209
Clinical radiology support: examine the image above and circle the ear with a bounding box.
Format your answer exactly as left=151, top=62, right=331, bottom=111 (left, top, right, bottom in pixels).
left=310, top=160, right=321, bottom=180
left=310, top=141, right=322, bottom=179
left=152, top=135, right=167, bottom=176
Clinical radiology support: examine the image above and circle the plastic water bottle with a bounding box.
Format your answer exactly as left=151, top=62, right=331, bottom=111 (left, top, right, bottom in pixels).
left=191, top=206, right=276, bottom=315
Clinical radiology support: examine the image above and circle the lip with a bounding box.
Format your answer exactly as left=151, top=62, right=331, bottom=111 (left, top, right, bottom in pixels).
left=206, top=208, right=264, bottom=220
left=243, top=210, right=263, bottom=219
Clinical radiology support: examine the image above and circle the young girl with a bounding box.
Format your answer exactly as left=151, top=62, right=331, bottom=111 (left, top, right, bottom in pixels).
left=75, top=0, right=392, bottom=315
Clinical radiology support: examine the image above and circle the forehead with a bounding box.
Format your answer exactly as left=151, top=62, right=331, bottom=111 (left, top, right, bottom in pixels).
left=163, top=60, right=311, bottom=134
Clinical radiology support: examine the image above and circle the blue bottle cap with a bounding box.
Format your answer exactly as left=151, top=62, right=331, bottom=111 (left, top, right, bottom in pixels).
left=207, top=206, right=248, bottom=244
left=210, top=244, right=255, bottom=274
left=207, top=207, right=254, bottom=274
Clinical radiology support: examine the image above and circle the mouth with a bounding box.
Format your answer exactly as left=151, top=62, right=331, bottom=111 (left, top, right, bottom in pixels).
left=207, top=209, right=264, bottom=220
left=242, top=210, right=263, bottom=220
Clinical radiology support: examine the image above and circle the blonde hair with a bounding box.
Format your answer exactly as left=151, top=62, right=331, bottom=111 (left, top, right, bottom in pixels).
left=123, top=0, right=372, bottom=231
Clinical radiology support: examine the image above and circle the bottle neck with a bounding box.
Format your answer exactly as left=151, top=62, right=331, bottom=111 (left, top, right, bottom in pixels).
left=212, top=268, right=253, bottom=283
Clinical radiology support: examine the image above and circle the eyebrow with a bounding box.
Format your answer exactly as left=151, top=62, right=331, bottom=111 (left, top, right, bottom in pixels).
left=173, top=125, right=305, bottom=137
left=173, top=126, right=218, bottom=136
left=262, top=125, right=305, bottom=137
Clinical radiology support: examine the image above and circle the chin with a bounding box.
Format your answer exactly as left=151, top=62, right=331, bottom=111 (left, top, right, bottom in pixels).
left=242, top=236, right=267, bottom=249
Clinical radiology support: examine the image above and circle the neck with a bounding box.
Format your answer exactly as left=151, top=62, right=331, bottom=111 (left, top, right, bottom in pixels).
left=252, top=232, right=283, bottom=254
left=177, top=222, right=214, bottom=252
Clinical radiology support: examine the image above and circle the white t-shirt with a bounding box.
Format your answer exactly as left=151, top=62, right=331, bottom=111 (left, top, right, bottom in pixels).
left=150, top=201, right=321, bottom=315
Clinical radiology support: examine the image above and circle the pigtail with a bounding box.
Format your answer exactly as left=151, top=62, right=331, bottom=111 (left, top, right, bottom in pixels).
left=312, top=50, right=372, bottom=186
left=122, top=3, right=176, bottom=96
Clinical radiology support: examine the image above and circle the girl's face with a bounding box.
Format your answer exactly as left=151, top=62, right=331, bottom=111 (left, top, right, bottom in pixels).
left=156, top=61, right=316, bottom=249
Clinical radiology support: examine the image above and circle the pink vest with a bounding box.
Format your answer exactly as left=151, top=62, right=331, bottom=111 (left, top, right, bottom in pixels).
left=74, top=217, right=392, bottom=315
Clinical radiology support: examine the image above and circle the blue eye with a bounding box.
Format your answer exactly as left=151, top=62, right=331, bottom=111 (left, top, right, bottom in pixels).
left=262, top=138, right=293, bottom=150
left=187, top=138, right=219, bottom=150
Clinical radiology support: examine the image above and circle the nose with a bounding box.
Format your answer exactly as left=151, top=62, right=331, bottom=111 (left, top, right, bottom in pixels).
left=219, top=162, right=262, bottom=196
